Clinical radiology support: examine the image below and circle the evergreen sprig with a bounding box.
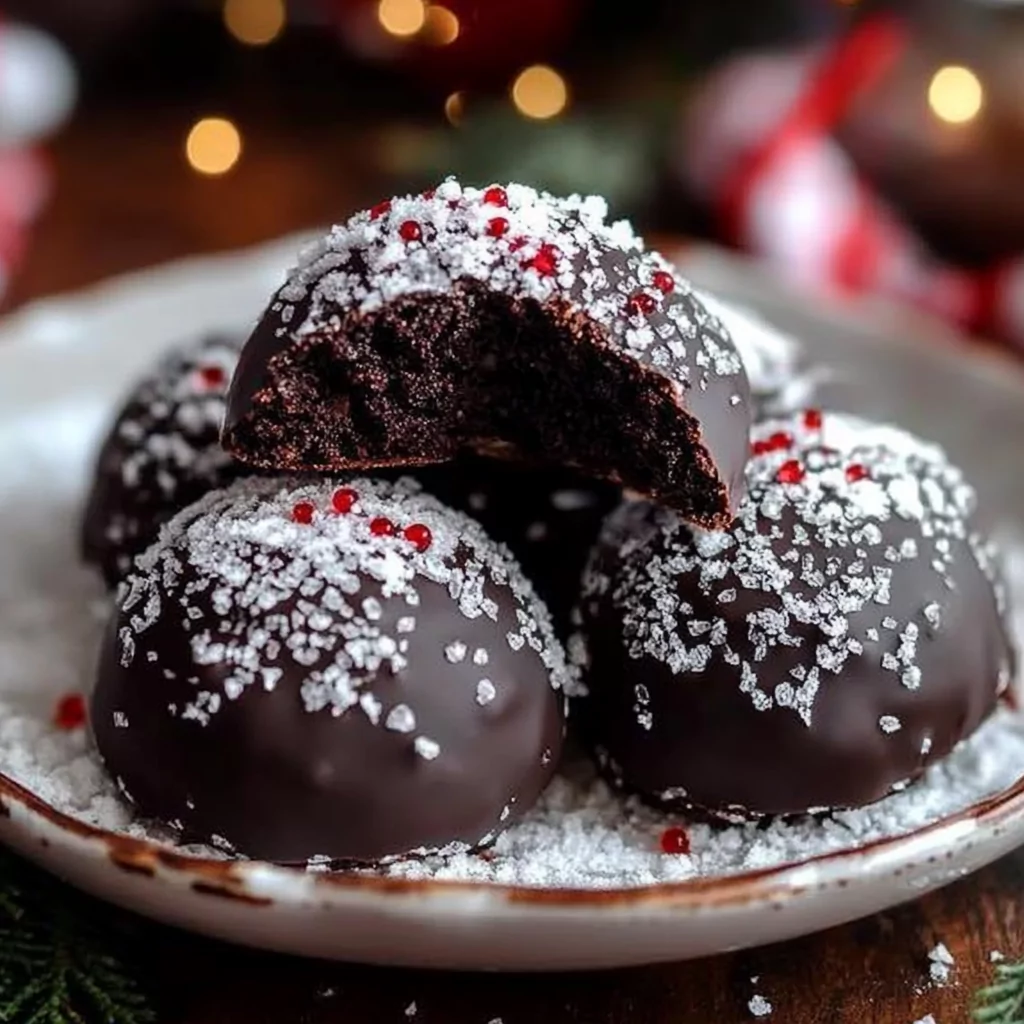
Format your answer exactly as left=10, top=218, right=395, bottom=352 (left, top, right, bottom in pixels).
left=0, top=849, right=155, bottom=1024
left=974, top=960, right=1024, bottom=1024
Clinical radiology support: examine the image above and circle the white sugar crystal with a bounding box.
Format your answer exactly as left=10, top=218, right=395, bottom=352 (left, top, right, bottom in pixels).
left=928, top=943, right=954, bottom=986
left=445, top=641, right=467, bottom=664
left=880, top=715, right=902, bottom=734
left=404, top=1001, right=417, bottom=1017
left=386, top=704, right=416, bottom=734
left=476, top=679, right=497, bottom=706
left=473, top=647, right=489, bottom=666
left=913, top=1016, right=937, bottom=1024
left=414, top=737, right=440, bottom=761
left=748, top=994, right=772, bottom=1018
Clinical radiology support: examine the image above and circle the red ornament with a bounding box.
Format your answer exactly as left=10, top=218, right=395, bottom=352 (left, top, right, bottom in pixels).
left=659, top=826, right=691, bottom=855
left=752, top=439, right=771, bottom=456
left=421, top=188, right=436, bottom=200
left=369, top=200, right=391, bottom=220
left=399, top=220, right=423, bottom=242
left=486, top=217, right=509, bottom=238
left=483, top=186, right=508, bottom=207
left=197, top=365, right=226, bottom=389
left=291, top=501, right=315, bottom=525
left=524, top=243, right=560, bottom=276
left=370, top=517, right=397, bottom=537
left=626, top=292, right=657, bottom=317
left=845, top=463, right=870, bottom=483
left=776, top=460, right=806, bottom=485
left=54, top=694, right=87, bottom=731
left=767, top=431, right=793, bottom=451
left=332, top=488, right=358, bottom=514
left=403, top=523, right=433, bottom=552
left=652, top=270, right=675, bottom=294
left=803, top=408, right=823, bottom=431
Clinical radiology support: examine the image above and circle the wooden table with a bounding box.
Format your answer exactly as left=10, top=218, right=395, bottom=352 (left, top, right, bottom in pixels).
left=5, top=104, right=1019, bottom=1024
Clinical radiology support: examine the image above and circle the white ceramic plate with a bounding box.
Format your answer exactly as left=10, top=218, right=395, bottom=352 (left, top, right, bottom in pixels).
left=1, top=237, right=1024, bottom=971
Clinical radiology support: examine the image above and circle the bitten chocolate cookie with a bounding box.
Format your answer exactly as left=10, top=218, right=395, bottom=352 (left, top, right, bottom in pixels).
left=222, top=179, right=752, bottom=528
left=572, top=411, right=1015, bottom=820
left=81, top=334, right=244, bottom=586
left=91, top=476, right=568, bottom=864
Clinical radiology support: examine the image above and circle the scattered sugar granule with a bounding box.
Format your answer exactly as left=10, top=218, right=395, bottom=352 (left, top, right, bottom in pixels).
left=404, top=1002, right=417, bottom=1018
left=991, top=950, right=1006, bottom=962
left=414, top=737, right=440, bottom=761
left=748, top=994, right=772, bottom=1018
left=912, top=1016, right=937, bottom=1024
left=928, top=943, right=955, bottom=986
left=880, top=715, right=902, bottom=734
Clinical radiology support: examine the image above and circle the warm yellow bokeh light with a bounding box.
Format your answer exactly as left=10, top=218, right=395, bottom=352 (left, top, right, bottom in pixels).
left=444, top=90, right=465, bottom=126
left=421, top=5, right=459, bottom=46
left=928, top=65, right=984, bottom=125
left=378, top=0, right=425, bottom=37
left=223, top=0, right=286, bottom=46
left=186, top=117, right=243, bottom=176
left=511, top=65, right=569, bottom=120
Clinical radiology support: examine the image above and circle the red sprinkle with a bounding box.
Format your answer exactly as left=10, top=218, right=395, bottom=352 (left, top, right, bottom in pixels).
left=803, top=408, right=823, bottom=431
left=331, top=488, right=358, bottom=514
left=370, top=517, right=397, bottom=537
left=767, top=431, right=793, bottom=452
left=509, top=236, right=528, bottom=253
left=845, top=463, right=870, bottom=483
left=483, top=186, right=508, bottom=207
left=369, top=199, right=391, bottom=220
left=626, top=292, right=657, bottom=316
left=403, top=523, right=433, bottom=552
left=291, top=501, right=315, bottom=525
left=197, top=365, right=226, bottom=389
left=54, top=694, right=87, bottom=731
left=524, top=243, right=560, bottom=277
left=776, top=460, right=806, bottom=485
left=486, top=217, right=509, bottom=238
left=752, top=439, right=772, bottom=456
left=421, top=187, right=436, bottom=200
left=651, top=270, right=675, bottom=294
left=660, top=827, right=690, bottom=855
left=399, top=220, right=422, bottom=242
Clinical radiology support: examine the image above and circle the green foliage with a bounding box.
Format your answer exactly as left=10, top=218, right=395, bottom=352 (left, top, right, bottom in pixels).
left=0, top=849, right=154, bottom=1024
left=975, top=960, right=1024, bottom=1024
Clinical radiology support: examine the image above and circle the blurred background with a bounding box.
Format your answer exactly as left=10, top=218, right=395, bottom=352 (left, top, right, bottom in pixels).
left=4, top=0, right=1024, bottom=348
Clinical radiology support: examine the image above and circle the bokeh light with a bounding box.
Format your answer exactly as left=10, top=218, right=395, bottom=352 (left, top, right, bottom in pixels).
left=421, top=5, right=460, bottom=46
left=511, top=65, right=569, bottom=120
left=223, top=0, right=286, bottom=46
left=928, top=65, right=984, bottom=125
left=444, top=90, right=465, bottom=126
left=377, top=0, right=426, bottom=38
left=186, top=117, right=243, bottom=176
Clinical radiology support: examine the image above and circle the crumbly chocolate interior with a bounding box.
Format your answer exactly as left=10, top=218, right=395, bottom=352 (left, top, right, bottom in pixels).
left=228, top=284, right=733, bottom=528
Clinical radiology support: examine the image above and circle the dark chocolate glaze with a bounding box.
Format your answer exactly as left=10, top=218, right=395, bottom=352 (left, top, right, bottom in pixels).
left=572, top=412, right=1015, bottom=820
left=413, top=456, right=620, bottom=636
left=91, top=477, right=568, bottom=864
left=81, top=334, right=245, bottom=587
left=223, top=181, right=751, bottom=529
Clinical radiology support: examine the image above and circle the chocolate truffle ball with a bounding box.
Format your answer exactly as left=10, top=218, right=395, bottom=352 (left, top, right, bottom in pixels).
left=92, top=476, right=569, bottom=864
left=572, top=411, right=1015, bottom=820
left=81, top=333, right=245, bottom=586
left=223, top=179, right=752, bottom=530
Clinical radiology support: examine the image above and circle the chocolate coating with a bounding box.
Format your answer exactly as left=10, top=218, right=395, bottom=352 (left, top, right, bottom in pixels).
left=81, top=334, right=245, bottom=586
left=413, top=456, right=619, bottom=636
left=572, top=412, right=1015, bottom=819
left=223, top=180, right=752, bottom=530
left=92, top=477, right=568, bottom=864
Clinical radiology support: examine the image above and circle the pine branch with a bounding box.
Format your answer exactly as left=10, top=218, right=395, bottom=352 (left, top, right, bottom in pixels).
left=0, top=849, right=155, bottom=1024
left=974, top=960, right=1024, bottom=1024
